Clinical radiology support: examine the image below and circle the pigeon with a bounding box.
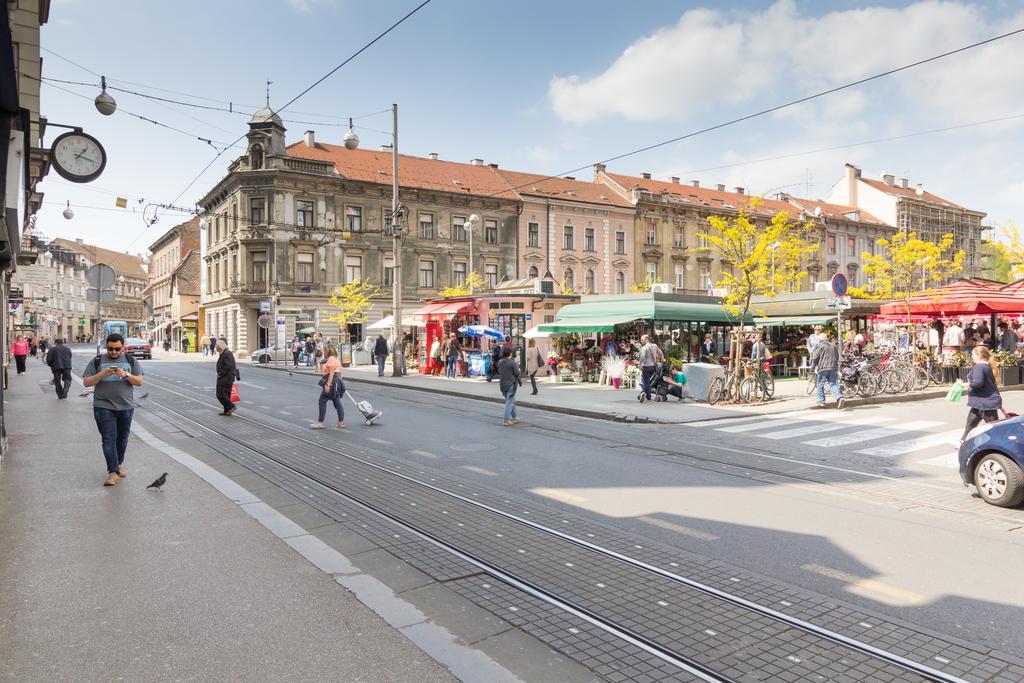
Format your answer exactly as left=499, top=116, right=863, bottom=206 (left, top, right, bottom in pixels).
left=79, top=391, right=92, bottom=397
left=146, top=473, right=167, bottom=491
left=139, top=392, right=149, bottom=400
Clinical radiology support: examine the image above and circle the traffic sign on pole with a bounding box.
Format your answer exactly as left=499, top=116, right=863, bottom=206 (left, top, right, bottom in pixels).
left=830, top=272, right=848, bottom=297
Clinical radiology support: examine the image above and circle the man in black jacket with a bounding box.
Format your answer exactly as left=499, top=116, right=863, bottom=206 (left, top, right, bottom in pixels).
left=215, top=340, right=239, bottom=415
left=44, top=338, right=73, bottom=399
left=373, top=334, right=389, bottom=376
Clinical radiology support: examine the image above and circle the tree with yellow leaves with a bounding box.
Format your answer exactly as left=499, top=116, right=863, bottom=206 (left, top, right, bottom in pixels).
left=630, top=275, right=664, bottom=293
left=327, top=279, right=380, bottom=341
left=848, top=230, right=964, bottom=320
left=993, top=221, right=1024, bottom=280
left=438, top=271, right=486, bottom=298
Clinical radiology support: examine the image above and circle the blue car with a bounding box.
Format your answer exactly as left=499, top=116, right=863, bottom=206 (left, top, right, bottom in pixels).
left=958, top=415, right=1024, bottom=507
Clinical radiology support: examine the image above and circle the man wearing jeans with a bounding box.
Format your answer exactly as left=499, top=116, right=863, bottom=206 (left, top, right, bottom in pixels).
left=496, top=347, right=521, bottom=426
left=810, top=333, right=844, bottom=410
left=83, top=333, right=145, bottom=486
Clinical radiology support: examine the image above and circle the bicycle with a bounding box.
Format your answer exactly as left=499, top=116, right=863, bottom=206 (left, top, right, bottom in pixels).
left=740, top=361, right=775, bottom=403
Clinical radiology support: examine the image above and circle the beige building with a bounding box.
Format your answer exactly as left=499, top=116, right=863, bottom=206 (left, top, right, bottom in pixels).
left=827, top=163, right=984, bottom=279
left=146, top=217, right=200, bottom=348
left=49, top=238, right=148, bottom=335
left=199, top=109, right=519, bottom=354
left=11, top=239, right=89, bottom=341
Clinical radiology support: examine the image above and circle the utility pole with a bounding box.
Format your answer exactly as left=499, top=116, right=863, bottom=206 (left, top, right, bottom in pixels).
left=390, top=104, right=403, bottom=377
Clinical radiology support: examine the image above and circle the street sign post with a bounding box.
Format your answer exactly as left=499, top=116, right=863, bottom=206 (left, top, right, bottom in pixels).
left=830, top=273, right=848, bottom=358
left=830, top=272, right=848, bottom=297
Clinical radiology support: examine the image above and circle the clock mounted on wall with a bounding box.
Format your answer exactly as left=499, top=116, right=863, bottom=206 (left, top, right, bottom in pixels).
left=49, top=130, right=107, bottom=183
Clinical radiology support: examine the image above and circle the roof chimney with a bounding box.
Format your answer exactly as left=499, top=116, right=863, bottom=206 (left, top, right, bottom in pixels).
left=304, top=130, right=315, bottom=148
left=428, top=152, right=438, bottom=160
left=564, top=176, right=575, bottom=181
left=845, top=163, right=860, bottom=207
left=734, top=186, right=745, bottom=195
left=75, top=238, right=84, bottom=245
left=670, top=177, right=680, bottom=184
left=488, top=163, right=498, bottom=169
left=882, top=173, right=895, bottom=186
left=379, top=143, right=392, bottom=152
left=915, top=183, right=925, bottom=196
left=593, top=163, right=606, bottom=176
left=716, top=184, right=725, bottom=192
left=899, top=178, right=909, bottom=189
left=641, top=172, right=651, bottom=180
left=690, top=180, right=700, bottom=188
left=471, top=158, right=483, bottom=166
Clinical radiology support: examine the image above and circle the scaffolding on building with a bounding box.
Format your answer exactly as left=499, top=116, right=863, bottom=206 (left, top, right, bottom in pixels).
left=896, top=201, right=981, bottom=279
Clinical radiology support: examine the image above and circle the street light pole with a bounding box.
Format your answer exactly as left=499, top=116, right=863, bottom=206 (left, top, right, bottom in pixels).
left=390, top=104, right=403, bottom=377
left=466, top=214, right=480, bottom=293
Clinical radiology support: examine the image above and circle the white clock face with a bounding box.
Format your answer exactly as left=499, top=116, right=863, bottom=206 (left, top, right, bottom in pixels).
left=52, top=133, right=105, bottom=181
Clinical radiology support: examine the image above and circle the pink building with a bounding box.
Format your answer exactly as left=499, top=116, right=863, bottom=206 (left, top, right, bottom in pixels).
left=493, top=169, right=635, bottom=294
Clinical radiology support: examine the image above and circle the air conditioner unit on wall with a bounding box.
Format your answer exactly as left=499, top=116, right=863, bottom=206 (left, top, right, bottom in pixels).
left=651, top=283, right=672, bottom=293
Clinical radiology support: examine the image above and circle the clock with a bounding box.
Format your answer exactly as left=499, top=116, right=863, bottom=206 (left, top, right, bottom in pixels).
left=50, top=130, right=107, bottom=183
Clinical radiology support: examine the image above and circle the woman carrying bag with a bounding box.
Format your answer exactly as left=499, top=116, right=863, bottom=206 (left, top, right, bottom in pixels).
left=311, top=344, right=345, bottom=430
left=525, top=339, right=547, bottom=395
left=960, top=345, right=1002, bottom=443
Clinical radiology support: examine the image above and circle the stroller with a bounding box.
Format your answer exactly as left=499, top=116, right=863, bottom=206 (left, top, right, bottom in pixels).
left=638, top=365, right=686, bottom=403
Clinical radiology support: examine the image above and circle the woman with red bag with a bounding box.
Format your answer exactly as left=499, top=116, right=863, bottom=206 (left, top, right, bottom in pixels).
left=215, top=340, right=240, bottom=416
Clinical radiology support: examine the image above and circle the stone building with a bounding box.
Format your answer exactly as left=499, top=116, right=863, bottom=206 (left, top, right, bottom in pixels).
left=492, top=169, right=634, bottom=294
left=11, top=238, right=89, bottom=341
left=198, top=109, right=519, bottom=354
left=827, top=163, right=985, bottom=279
left=145, top=217, right=200, bottom=348
left=48, top=238, right=148, bottom=334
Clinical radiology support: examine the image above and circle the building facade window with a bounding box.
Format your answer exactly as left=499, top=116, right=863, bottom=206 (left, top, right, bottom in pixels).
left=452, top=217, right=466, bottom=242
left=297, top=199, right=314, bottom=227
left=345, top=255, right=362, bottom=282
left=383, top=257, right=394, bottom=286
left=563, top=226, right=574, bottom=250
left=584, top=269, right=595, bottom=293
left=615, top=231, right=626, bottom=254
left=847, top=236, right=856, bottom=254
left=674, top=229, right=684, bottom=248
left=484, top=218, right=498, bottom=244
left=828, top=235, right=836, bottom=254
left=297, top=252, right=314, bottom=283
left=346, top=206, right=362, bottom=232
left=528, top=265, right=539, bottom=278
left=250, top=145, right=263, bottom=169
left=419, top=260, right=434, bottom=288
left=251, top=251, right=267, bottom=283
left=563, top=268, right=574, bottom=291
left=699, top=265, right=712, bottom=289
left=697, top=233, right=708, bottom=249
left=585, top=227, right=595, bottom=251
left=250, top=197, right=265, bottom=225
left=646, top=221, right=657, bottom=245
left=675, top=264, right=685, bottom=288
left=453, top=261, right=467, bottom=286
left=485, top=263, right=498, bottom=288
left=616, top=271, right=625, bottom=294
left=418, top=212, right=434, bottom=239
left=528, top=222, right=540, bottom=248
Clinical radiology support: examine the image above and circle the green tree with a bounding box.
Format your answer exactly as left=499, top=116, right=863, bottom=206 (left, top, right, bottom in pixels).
left=981, top=239, right=1011, bottom=282
left=438, top=271, right=486, bottom=298
left=992, top=221, right=1024, bottom=280
left=327, top=279, right=380, bottom=341
left=848, top=230, right=964, bottom=320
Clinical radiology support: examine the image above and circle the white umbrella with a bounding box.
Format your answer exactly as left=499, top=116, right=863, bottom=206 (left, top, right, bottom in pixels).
left=523, top=327, right=552, bottom=339
left=368, top=315, right=418, bottom=330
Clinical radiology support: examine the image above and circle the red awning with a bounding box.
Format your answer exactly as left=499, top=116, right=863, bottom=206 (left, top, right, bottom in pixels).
left=411, top=300, right=475, bottom=318
left=878, top=278, right=1024, bottom=317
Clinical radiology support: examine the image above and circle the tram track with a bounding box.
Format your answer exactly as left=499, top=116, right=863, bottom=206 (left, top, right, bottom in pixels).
left=135, top=377, right=989, bottom=683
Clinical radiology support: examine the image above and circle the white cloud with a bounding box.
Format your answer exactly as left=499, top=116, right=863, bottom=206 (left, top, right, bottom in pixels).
left=996, top=180, right=1024, bottom=205
left=549, top=1, right=1024, bottom=124
left=525, top=145, right=555, bottom=164
left=286, top=0, right=336, bottom=12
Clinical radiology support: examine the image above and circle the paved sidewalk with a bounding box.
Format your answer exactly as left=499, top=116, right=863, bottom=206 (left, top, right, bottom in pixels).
left=0, top=359, right=457, bottom=681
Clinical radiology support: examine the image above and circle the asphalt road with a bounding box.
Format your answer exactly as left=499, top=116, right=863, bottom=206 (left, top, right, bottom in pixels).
left=124, top=351, right=1024, bottom=658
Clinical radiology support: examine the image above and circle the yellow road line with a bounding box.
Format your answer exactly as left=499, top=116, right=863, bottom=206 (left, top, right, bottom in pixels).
left=637, top=515, right=718, bottom=541
left=461, top=466, right=497, bottom=476
left=801, top=563, right=925, bottom=605
left=532, top=487, right=587, bottom=504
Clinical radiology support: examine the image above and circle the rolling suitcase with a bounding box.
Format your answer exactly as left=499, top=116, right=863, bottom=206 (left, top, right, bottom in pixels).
left=345, top=390, right=382, bottom=425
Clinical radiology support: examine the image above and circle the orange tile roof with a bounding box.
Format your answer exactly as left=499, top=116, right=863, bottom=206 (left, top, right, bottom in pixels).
left=286, top=142, right=520, bottom=200
left=605, top=172, right=796, bottom=217
left=782, top=195, right=890, bottom=226
left=492, top=169, right=633, bottom=208
left=859, top=177, right=966, bottom=210
left=50, top=238, right=148, bottom=279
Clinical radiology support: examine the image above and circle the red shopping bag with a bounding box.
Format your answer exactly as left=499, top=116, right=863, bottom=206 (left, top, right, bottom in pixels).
left=229, top=383, right=240, bottom=403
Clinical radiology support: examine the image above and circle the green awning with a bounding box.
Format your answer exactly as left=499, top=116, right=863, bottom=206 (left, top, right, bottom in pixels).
left=756, top=314, right=835, bottom=328
left=550, top=294, right=750, bottom=325
left=536, top=315, right=638, bottom=334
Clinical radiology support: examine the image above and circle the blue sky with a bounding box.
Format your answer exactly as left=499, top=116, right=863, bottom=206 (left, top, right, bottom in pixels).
left=38, top=0, right=1024, bottom=254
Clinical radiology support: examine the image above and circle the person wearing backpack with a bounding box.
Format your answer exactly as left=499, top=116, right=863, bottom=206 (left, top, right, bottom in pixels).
left=82, top=334, right=145, bottom=486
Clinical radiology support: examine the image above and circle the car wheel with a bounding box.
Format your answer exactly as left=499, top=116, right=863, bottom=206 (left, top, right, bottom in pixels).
left=259, top=354, right=270, bottom=364
left=973, top=453, right=1024, bottom=507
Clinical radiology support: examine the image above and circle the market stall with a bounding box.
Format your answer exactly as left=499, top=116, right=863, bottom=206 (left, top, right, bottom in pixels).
left=411, top=298, right=480, bottom=375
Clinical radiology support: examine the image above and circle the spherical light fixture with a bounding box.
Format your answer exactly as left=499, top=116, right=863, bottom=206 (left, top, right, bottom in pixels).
left=343, top=118, right=359, bottom=150
left=62, top=201, right=74, bottom=220
left=94, top=76, right=117, bottom=116
left=198, top=214, right=208, bottom=231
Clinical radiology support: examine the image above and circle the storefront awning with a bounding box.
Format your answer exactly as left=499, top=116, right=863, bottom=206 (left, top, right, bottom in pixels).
left=550, top=294, right=751, bottom=325
left=535, top=315, right=640, bottom=334
left=412, top=300, right=475, bottom=318
left=756, top=314, right=835, bottom=328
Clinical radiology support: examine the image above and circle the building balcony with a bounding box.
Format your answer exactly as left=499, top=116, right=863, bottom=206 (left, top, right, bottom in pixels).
left=283, top=157, right=336, bottom=175
left=228, top=278, right=270, bottom=296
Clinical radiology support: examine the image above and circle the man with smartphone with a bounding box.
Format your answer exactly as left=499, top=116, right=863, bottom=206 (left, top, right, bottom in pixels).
left=83, top=333, right=145, bottom=487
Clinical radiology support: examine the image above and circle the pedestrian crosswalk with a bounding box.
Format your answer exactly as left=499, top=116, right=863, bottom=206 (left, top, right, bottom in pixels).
left=685, top=410, right=963, bottom=469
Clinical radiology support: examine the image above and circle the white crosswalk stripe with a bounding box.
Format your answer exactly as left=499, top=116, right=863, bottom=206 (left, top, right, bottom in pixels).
left=856, top=430, right=963, bottom=457
left=716, top=418, right=808, bottom=433
left=802, top=421, right=944, bottom=448
left=918, top=452, right=961, bottom=469
left=759, top=416, right=895, bottom=440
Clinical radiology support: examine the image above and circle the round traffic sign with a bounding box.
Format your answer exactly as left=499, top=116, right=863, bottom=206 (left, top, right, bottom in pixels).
left=257, top=313, right=271, bottom=329
left=831, top=272, right=848, bottom=297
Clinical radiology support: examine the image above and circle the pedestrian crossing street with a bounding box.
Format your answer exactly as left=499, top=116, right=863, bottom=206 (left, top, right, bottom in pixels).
left=686, top=411, right=963, bottom=469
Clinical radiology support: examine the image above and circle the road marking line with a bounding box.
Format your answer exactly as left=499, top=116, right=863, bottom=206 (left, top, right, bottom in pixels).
left=918, top=452, right=961, bottom=469
left=802, top=421, right=944, bottom=448
left=801, top=563, right=925, bottom=606
left=410, top=449, right=437, bottom=458
left=758, top=416, right=895, bottom=440
left=366, top=437, right=392, bottom=445
left=461, top=465, right=497, bottom=476
left=857, top=430, right=963, bottom=457
left=532, top=487, right=587, bottom=504
left=716, top=418, right=807, bottom=433
left=238, top=381, right=267, bottom=390
left=637, top=515, right=718, bottom=541
left=278, top=410, right=291, bottom=416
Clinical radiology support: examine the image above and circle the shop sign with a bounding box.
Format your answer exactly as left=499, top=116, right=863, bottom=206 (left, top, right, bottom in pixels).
left=258, top=299, right=272, bottom=313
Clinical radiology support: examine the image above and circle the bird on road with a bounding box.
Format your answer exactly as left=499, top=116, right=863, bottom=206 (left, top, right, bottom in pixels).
left=146, top=473, right=167, bottom=491
left=79, top=391, right=92, bottom=397
left=139, top=392, right=149, bottom=399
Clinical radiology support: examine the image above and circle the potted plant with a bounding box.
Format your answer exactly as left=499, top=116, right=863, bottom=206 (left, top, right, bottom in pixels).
left=624, top=361, right=640, bottom=388
left=557, top=359, right=573, bottom=382
left=601, top=355, right=626, bottom=389
left=995, top=351, right=1021, bottom=386
left=950, top=350, right=969, bottom=382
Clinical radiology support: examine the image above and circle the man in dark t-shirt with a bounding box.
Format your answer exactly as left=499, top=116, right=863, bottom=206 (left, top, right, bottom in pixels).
left=83, top=333, right=145, bottom=487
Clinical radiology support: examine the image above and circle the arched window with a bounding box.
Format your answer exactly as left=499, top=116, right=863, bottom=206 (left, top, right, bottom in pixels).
left=615, top=271, right=625, bottom=294
left=250, top=145, right=264, bottom=169
left=585, top=269, right=595, bottom=294
left=563, top=268, right=574, bottom=291
left=528, top=265, right=539, bottom=278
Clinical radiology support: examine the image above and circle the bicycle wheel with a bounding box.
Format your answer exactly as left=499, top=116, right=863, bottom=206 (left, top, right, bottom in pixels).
left=856, top=372, right=876, bottom=397
left=880, top=368, right=902, bottom=394
left=739, top=376, right=758, bottom=403
left=806, top=374, right=817, bottom=395
left=761, top=371, right=775, bottom=398
left=928, top=364, right=943, bottom=385
left=912, top=366, right=929, bottom=391
left=708, top=376, right=724, bottom=405
left=841, top=379, right=858, bottom=398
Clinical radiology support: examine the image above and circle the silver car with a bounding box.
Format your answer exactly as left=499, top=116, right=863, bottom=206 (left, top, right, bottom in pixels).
left=250, top=343, right=290, bottom=364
